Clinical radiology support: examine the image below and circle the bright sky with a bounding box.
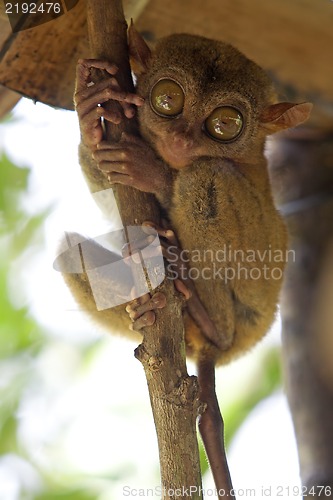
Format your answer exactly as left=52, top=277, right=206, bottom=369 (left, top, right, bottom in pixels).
left=0, top=98, right=302, bottom=500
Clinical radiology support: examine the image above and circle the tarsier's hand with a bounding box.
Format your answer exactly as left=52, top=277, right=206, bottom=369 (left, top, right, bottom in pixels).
left=92, top=134, right=169, bottom=194
left=74, top=59, right=170, bottom=196
left=74, top=58, right=144, bottom=148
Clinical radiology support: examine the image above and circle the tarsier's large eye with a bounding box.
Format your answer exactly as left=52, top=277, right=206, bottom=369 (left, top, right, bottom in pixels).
left=150, top=79, right=184, bottom=117
left=205, top=106, right=243, bottom=141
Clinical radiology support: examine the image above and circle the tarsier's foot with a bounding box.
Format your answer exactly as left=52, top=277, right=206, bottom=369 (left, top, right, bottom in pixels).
left=124, top=221, right=191, bottom=331
left=126, top=282, right=190, bottom=331
left=126, top=292, right=166, bottom=331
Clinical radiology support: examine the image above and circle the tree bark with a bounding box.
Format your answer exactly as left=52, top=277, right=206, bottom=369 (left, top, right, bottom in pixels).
left=269, top=130, right=333, bottom=499
left=85, top=1, right=203, bottom=498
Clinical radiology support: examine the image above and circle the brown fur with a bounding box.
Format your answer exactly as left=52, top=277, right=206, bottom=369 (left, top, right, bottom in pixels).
left=67, top=31, right=311, bottom=365
left=133, top=32, right=294, bottom=364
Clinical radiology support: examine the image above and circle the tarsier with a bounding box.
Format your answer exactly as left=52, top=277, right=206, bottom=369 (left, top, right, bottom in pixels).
left=64, top=24, right=311, bottom=495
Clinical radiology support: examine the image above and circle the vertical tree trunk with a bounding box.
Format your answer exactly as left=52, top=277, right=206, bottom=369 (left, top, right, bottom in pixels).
left=85, top=1, right=203, bottom=498
left=269, top=131, right=333, bottom=499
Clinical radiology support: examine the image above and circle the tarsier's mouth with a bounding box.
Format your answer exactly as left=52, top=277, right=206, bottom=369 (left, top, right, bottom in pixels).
left=159, top=148, right=195, bottom=169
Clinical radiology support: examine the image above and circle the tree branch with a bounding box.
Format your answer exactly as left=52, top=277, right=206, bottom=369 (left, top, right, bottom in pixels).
left=85, top=1, right=203, bottom=497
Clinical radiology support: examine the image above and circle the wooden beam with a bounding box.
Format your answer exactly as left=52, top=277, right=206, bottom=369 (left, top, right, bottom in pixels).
left=269, top=132, right=333, bottom=497
left=0, top=85, right=20, bottom=119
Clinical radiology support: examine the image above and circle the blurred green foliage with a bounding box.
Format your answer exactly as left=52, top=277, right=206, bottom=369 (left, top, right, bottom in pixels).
left=0, top=151, right=98, bottom=499
left=0, top=152, right=44, bottom=463
left=0, top=153, right=44, bottom=358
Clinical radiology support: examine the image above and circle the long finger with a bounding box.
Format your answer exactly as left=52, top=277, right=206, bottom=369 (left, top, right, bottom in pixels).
left=93, top=148, right=130, bottom=163
left=97, top=160, right=130, bottom=173
left=76, top=59, right=118, bottom=92
left=130, top=311, right=156, bottom=331
left=106, top=172, right=135, bottom=185
left=142, top=221, right=178, bottom=246
left=80, top=107, right=104, bottom=145
left=75, top=77, right=119, bottom=107
left=76, top=87, right=141, bottom=120
left=126, top=292, right=166, bottom=320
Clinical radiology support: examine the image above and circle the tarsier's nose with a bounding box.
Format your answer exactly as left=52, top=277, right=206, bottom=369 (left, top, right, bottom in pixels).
left=171, top=132, right=194, bottom=150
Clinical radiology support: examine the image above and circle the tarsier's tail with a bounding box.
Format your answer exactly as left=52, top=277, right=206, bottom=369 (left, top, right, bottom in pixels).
left=197, top=357, right=235, bottom=499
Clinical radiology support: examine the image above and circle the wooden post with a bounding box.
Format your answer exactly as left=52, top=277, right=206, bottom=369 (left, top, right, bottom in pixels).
left=85, top=1, right=203, bottom=498
left=269, top=130, right=333, bottom=499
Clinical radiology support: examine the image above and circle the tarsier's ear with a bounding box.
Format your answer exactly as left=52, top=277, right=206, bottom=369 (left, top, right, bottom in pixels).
left=128, top=20, right=152, bottom=75
left=260, top=102, right=313, bottom=134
